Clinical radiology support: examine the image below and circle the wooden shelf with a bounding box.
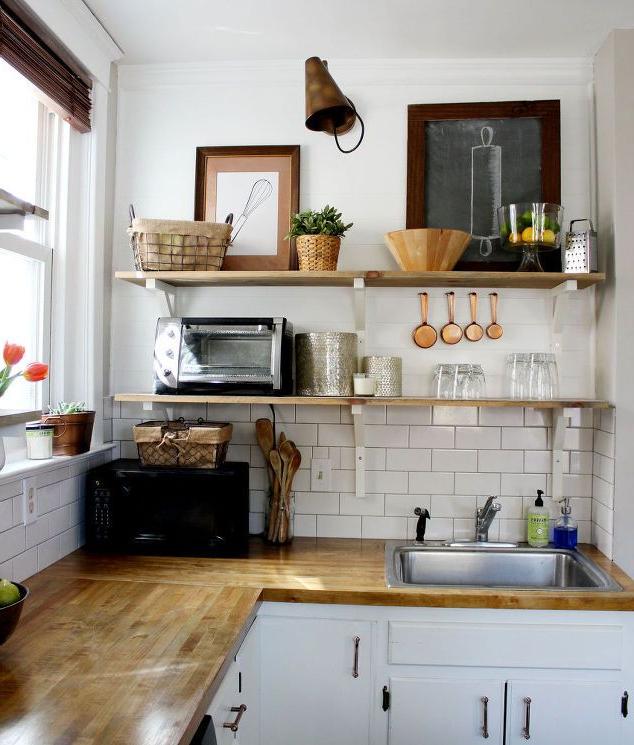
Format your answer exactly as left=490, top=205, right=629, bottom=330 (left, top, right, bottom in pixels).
left=115, top=270, right=605, bottom=290
left=0, top=187, right=48, bottom=219
left=114, top=394, right=611, bottom=409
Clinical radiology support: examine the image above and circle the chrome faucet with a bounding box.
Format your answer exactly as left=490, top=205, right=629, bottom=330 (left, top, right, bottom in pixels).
left=476, top=496, right=502, bottom=542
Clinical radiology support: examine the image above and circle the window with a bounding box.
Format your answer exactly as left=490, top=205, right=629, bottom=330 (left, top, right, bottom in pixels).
left=0, top=59, right=67, bottom=412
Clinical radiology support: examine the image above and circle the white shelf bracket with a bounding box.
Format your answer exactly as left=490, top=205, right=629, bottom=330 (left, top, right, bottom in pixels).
left=351, top=403, right=366, bottom=499
left=142, top=401, right=154, bottom=411
left=551, top=407, right=573, bottom=504
left=353, top=277, right=366, bottom=365
left=145, top=278, right=177, bottom=317
left=550, top=279, right=577, bottom=369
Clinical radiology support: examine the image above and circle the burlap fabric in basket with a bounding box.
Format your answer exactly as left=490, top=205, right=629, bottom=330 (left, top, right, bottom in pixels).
left=133, top=420, right=233, bottom=468
left=128, top=218, right=232, bottom=271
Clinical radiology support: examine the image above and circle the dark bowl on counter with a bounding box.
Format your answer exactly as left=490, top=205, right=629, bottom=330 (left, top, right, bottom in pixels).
left=0, top=582, right=29, bottom=645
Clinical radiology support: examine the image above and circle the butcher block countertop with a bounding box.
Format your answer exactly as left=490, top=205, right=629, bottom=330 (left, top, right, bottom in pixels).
left=1, top=538, right=633, bottom=745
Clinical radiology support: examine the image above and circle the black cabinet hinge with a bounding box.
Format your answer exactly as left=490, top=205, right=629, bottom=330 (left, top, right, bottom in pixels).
left=382, top=685, right=390, bottom=711
left=622, top=690, right=629, bottom=718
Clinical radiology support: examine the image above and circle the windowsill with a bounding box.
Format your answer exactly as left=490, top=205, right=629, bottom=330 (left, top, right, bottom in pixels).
left=0, top=409, right=41, bottom=426
left=0, top=442, right=115, bottom=486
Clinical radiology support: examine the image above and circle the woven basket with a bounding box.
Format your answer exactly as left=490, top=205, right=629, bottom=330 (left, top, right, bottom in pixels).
left=128, top=218, right=232, bottom=272
left=133, top=419, right=233, bottom=468
left=296, top=234, right=341, bottom=271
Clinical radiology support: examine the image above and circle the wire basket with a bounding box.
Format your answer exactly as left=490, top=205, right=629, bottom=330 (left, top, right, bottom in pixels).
left=128, top=208, right=232, bottom=272
left=133, top=418, right=233, bottom=468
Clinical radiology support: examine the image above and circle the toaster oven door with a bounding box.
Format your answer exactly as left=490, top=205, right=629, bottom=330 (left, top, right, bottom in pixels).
left=178, top=320, right=278, bottom=391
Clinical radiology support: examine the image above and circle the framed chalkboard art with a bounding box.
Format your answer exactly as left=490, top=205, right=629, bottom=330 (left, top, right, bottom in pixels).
left=406, top=100, right=561, bottom=270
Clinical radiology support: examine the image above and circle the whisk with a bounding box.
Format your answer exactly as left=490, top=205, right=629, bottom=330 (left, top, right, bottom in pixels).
left=230, top=178, right=273, bottom=243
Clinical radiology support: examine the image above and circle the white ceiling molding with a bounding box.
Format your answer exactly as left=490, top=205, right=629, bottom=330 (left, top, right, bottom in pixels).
left=22, top=0, right=123, bottom=85
left=118, top=57, right=594, bottom=92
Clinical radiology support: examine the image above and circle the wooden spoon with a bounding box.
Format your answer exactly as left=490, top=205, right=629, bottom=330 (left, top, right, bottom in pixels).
left=256, top=418, right=275, bottom=483
left=267, top=450, right=284, bottom=542
left=412, top=292, right=437, bottom=349
left=278, top=449, right=302, bottom=543
left=440, top=291, right=463, bottom=345
left=464, top=292, right=484, bottom=342
left=486, top=292, right=504, bottom=339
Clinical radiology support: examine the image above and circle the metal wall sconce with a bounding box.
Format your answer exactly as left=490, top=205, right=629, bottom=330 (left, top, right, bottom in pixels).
left=304, top=56, right=365, bottom=154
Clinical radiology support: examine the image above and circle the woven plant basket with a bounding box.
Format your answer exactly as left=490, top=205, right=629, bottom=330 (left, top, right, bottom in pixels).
left=296, top=234, right=341, bottom=271
left=133, top=419, right=233, bottom=468
left=128, top=218, right=232, bottom=272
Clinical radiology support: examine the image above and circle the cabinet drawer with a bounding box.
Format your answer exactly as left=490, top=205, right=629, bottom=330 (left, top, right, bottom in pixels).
left=388, top=621, right=623, bottom=670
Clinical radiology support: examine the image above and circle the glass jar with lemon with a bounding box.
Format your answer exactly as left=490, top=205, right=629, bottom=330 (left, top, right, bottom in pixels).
left=497, top=202, right=563, bottom=271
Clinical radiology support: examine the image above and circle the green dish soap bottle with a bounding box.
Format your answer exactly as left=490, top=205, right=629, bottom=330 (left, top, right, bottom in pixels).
left=527, top=489, right=549, bottom=547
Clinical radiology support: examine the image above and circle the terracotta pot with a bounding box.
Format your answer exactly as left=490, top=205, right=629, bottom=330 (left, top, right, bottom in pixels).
left=41, top=411, right=95, bottom=456
left=296, top=234, right=341, bottom=271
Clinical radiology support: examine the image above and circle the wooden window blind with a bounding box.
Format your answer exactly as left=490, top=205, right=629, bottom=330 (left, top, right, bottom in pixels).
left=0, top=0, right=92, bottom=132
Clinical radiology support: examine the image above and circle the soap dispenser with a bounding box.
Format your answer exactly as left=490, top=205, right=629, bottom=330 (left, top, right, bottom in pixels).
left=527, top=489, right=549, bottom=547
left=554, top=498, right=578, bottom=549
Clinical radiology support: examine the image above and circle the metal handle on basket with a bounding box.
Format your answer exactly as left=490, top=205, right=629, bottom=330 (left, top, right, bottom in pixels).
left=43, top=416, right=67, bottom=438
left=128, top=204, right=136, bottom=226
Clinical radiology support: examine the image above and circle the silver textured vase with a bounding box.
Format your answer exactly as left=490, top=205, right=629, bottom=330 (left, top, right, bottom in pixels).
left=363, top=356, right=403, bottom=397
left=295, top=332, right=358, bottom=396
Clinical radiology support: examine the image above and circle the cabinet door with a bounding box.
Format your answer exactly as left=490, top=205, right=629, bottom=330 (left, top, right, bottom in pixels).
left=506, top=679, right=624, bottom=745
left=235, top=621, right=260, bottom=745
left=260, top=617, right=373, bottom=745
left=209, top=660, right=244, bottom=745
left=388, top=677, right=505, bottom=745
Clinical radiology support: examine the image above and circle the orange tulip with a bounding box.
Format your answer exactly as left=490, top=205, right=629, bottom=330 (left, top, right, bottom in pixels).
left=3, top=342, right=25, bottom=366
left=22, top=362, right=48, bottom=382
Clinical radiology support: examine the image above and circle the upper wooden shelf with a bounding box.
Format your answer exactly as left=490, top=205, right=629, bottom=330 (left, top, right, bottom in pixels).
left=0, top=188, right=48, bottom=220
left=114, top=393, right=611, bottom=409
left=115, top=270, right=606, bottom=290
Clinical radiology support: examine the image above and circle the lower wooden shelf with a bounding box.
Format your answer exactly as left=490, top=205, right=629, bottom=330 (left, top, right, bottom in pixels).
left=114, top=393, right=611, bottom=409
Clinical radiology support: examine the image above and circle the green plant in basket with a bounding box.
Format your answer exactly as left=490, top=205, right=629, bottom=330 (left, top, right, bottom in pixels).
left=286, top=205, right=353, bottom=239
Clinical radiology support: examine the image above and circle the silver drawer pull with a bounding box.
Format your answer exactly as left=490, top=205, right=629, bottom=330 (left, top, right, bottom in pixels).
left=352, top=636, right=360, bottom=678
left=223, top=704, right=247, bottom=732
left=481, top=696, right=489, bottom=739
left=522, top=697, right=532, bottom=740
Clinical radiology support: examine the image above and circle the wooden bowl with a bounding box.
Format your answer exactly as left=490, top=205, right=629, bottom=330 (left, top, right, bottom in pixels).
left=0, top=582, right=29, bottom=645
left=384, top=228, right=471, bottom=271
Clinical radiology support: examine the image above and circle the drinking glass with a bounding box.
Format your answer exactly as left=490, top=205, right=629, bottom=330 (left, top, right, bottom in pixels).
left=433, top=364, right=486, bottom=400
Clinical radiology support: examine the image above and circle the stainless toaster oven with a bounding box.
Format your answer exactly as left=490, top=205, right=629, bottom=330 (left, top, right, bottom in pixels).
left=153, top=317, right=293, bottom=395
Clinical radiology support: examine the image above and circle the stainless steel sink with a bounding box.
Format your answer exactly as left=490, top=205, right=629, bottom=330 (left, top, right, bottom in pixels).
left=385, top=542, right=622, bottom=591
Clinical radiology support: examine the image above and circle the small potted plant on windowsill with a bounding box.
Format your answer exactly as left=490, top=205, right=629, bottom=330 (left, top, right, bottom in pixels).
left=41, top=401, right=95, bottom=456
left=287, top=205, right=353, bottom=271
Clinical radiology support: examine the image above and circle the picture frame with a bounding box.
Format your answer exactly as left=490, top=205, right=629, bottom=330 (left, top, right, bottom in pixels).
left=194, top=145, right=300, bottom=270
left=406, top=101, right=561, bottom=271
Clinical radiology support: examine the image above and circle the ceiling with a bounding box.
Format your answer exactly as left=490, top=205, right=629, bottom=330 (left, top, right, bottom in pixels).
left=86, top=0, right=634, bottom=64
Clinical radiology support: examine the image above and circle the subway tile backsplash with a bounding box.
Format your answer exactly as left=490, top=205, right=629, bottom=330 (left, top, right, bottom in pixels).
left=109, top=402, right=603, bottom=546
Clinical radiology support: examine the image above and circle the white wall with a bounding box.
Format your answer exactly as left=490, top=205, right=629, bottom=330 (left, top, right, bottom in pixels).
left=595, top=31, right=634, bottom=575
left=109, top=58, right=599, bottom=540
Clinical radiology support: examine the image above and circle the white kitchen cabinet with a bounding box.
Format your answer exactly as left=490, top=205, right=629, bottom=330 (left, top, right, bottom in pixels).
left=207, top=621, right=260, bottom=744
left=388, top=677, right=505, bottom=745
left=260, top=616, right=374, bottom=745
left=505, top=679, right=624, bottom=745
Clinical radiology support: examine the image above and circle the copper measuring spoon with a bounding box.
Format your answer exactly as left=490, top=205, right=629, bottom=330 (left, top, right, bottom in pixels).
left=465, top=292, right=484, bottom=342
left=486, top=292, right=503, bottom=339
left=413, top=292, right=437, bottom=348
left=441, top=291, right=463, bottom=345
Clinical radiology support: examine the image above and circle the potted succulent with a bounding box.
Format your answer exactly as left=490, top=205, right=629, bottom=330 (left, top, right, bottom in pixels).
left=287, top=205, right=353, bottom=271
left=41, top=401, right=95, bottom=456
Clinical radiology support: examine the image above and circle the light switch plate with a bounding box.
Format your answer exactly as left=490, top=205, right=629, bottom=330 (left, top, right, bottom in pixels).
left=22, top=477, right=37, bottom=525
left=311, top=459, right=332, bottom=492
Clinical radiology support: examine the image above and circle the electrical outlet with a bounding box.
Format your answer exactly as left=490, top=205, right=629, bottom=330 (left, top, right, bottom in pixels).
left=22, top=477, right=37, bottom=525
left=311, top=459, right=332, bottom=492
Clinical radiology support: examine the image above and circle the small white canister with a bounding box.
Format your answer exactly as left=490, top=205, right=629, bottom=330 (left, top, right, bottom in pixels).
left=26, top=422, right=55, bottom=460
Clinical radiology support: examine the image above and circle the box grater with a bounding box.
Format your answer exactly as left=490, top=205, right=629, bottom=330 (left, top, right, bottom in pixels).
left=563, top=219, right=597, bottom=273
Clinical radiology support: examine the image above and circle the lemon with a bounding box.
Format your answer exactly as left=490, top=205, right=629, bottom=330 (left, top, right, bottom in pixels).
left=521, top=227, right=536, bottom=242
left=542, top=229, right=556, bottom=245
left=508, top=232, right=522, bottom=244
left=0, top=579, right=20, bottom=607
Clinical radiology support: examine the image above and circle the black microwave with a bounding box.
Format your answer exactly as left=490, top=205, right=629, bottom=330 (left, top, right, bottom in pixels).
left=85, top=460, right=249, bottom=556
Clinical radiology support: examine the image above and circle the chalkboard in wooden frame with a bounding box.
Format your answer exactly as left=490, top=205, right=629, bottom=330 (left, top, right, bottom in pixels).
left=407, top=100, right=561, bottom=271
